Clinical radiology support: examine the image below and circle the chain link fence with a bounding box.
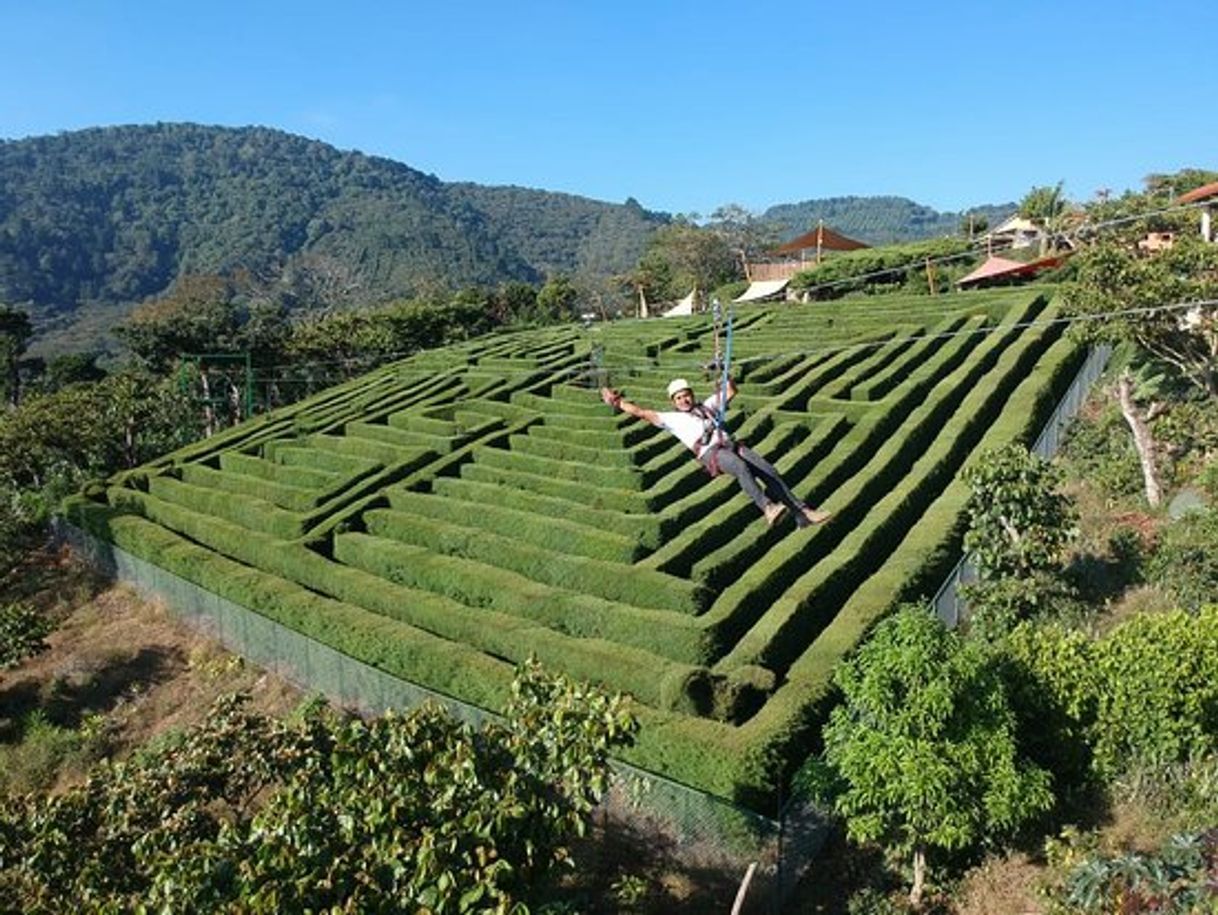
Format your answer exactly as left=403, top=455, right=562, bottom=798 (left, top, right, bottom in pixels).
left=933, top=344, right=1112, bottom=627
left=55, top=519, right=827, bottom=912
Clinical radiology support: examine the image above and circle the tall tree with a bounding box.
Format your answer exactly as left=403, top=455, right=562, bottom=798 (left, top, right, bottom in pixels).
left=1018, top=181, right=1070, bottom=253
left=815, top=607, right=1053, bottom=906
left=0, top=306, right=33, bottom=407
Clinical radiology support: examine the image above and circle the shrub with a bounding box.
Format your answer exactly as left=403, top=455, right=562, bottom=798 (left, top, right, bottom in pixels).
left=0, top=601, right=50, bottom=670
left=1147, top=508, right=1218, bottom=610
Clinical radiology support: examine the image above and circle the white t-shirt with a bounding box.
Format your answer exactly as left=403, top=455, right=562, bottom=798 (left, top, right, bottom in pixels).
left=659, top=392, right=730, bottom=454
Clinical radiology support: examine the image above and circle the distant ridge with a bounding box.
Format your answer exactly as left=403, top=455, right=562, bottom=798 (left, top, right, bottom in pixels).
left=0, top=123, right=1012, bottom=350
left=763, top=195, right=1015, bottom=246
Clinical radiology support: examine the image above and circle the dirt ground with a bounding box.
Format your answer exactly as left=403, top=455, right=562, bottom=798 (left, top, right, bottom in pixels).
left=0, top=545, right=302, bottom=792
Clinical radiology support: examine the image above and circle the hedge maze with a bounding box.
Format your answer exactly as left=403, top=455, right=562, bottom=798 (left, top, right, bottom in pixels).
left=65, top=286, right=1082, bottom=806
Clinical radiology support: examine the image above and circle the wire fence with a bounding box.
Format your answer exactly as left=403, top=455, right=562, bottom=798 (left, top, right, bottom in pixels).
left=932, top=344, right=1113, bottom=627
left=54, top=519, right=827, bottom=913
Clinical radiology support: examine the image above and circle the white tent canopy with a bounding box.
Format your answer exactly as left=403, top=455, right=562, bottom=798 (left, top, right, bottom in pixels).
left=734, top=279, right=789, bottom=303
left=661, top=288, right=697, bottom=317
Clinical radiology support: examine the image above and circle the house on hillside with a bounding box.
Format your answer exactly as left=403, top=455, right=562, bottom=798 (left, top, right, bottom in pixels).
left=737, top=222, right=869, bottom=303
left=1178, top=181, right=1218, bottom=243
left=1137, top=231, right=1176, bottom=253
left=984, top=215, right=1043, bottom=251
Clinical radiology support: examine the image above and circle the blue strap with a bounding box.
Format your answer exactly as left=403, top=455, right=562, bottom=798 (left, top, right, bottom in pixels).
left=716, top=304, right=733, bottom=430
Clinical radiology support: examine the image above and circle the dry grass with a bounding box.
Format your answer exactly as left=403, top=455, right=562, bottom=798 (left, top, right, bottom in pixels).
left=0, top=546, right=301, bottom=794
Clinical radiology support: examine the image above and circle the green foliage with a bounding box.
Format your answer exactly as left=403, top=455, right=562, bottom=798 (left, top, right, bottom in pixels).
left=1005, top=606, right=1218, bottom=781
left=632, top=222, right=739, bottom=302
left=962, top=444, right=1077, bottom=579
left=815, top=607, right=1053, bottom=899
left=1147, top=509, right=1218, bottom=610
left=0, top=661, right=637, bottom=913
left=763, top=195, right=1014, bottom=246
left=0, top=602, right=50, bottom=670
left=1043, top=827, right=1218, bottom=914
left=787, top=237, right=974, bottom=299
left=1064, top=236, right=1218, bottom=398
left=0, top=125, right=667, bottom=352
left=0, top=305, right=33, bottom=406
left=1059, top=399, right=1144, bottom=500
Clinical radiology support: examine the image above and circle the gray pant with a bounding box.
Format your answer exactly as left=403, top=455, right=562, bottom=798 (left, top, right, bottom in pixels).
left=699, top=443, right=813, bottom=527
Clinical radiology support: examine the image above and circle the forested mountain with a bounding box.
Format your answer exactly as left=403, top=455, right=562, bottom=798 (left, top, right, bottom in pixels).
left=0, top=123, right=1013, bottom=352
left=0, top=124, right=668, bottom=344
left=763, top=195, right=1015, bottom=245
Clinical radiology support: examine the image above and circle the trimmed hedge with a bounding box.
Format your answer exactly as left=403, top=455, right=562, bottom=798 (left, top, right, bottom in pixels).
left=362, top=508, right=706, bottom=613
left=145, top=476, right=306, bottom=539
left=179, top=463, right=324, bottom=512
left=334, top=532, right=707, bottom=665
left=383, top=488, right=645, bottom=563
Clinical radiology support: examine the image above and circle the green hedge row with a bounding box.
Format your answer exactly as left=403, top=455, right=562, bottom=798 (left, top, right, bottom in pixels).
left=145, top=476, right=306, bottom=539
left=334, top=532, right=707, bottom=665
left=264, top=442, right=378, bottom=476
left=431, top=477, right=661, bottom=547
left=506, top=431, right=638, bottom=468
left=362, top=507, right=706, bottom=614
left=688, top=295, right=1052, bottom=662
left=526, top=421, right=655, bottom=450
left=849, top=315, right=977, bottom=402
left=716, top=309, right=1069, bottom=674
left=384, top=488, right=645, bottom=563
left=345, top=421, right=457, bottom=455
left=179, top=463, right=323, bottom=512
left=386, top=412, right=457, bottom=437
left=77, top=489, right=707, bottom=711
left=63, top=500, right=516, bottom=711
left=458, top=462, right=653, bottom=513
left=219, top=451, right=338, bottom=490
left=305, top=433, right=434, bottom=469
left=471, top=444, right=642, bottom=490
left=815, top=333, right=924, bottom=400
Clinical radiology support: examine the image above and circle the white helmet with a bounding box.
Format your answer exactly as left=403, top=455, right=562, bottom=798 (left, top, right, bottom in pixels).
left=666, top=378, right=693, bottom=399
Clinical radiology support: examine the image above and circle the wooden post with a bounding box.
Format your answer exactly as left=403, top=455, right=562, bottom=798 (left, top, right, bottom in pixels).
left=730, top=862, right=758, bottom=915
left=925, top=256, right=936, bottom=295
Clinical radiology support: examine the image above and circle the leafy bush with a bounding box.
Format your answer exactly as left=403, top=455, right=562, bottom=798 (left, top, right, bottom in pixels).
left=0, top=660, right=637, bottom=913
left=1043, top=827, right=1218, bottom=914
left=0, top=601, right=50, bottom=670
left=1147, top=508, right=1218, bottom=610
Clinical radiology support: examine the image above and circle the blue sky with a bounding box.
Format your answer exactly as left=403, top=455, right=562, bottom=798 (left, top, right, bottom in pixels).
left=2, top=1, right=1214, bottom=216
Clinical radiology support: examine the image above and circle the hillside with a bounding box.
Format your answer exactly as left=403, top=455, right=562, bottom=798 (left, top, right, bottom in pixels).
left=764, top=195, right=1015, bottom=245
left=1, top=124, right=1014, bottom=353
left=0, top=124, right=667, bottom=345
left=61, top=284, right=1080, bottom=807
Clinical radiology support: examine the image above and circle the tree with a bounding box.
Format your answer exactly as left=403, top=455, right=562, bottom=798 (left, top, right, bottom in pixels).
left=1018, top=182, right=1070, bottom=254
left=708, top=203, right=778, bottom=275
left=0, top=660, right=638, bottom=912
left=962, top=444, right=1076, bottom=580
left=1065, top=236, right=1218, bottom=506
left=959, top=444, right=1078, bottom=635
left=0, top=306, right=33, bottom=407
left=634, top=222, right=739, bottom=304
left=815, top=607, right=1053, bottom=906
left=536, top=274, right=581, bottom=322
left=1066, top=238, right=1218, bottom=399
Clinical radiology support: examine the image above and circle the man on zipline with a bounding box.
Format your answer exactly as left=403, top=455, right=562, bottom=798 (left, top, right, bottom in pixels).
left=600, top=377, right=831, bottom=527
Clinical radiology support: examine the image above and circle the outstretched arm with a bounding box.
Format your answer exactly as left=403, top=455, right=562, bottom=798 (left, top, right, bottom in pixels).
left=601, top=387, right=662, bottom=426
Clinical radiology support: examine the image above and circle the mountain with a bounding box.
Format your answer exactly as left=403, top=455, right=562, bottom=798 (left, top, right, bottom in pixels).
left=0, top=124, right=669, bottom=347
left=763, top=195, right=1015, bottom=246
left=0, top=123, right=1016, bottom=353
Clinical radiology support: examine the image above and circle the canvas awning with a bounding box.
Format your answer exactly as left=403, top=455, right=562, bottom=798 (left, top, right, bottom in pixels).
left=661, top=289, right=697, bottom=317
left=734, top=278, right=789, bottom=302
left=957, top=253, right=1070, bottom=287
left=773, top=224, right=868, bottom=255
